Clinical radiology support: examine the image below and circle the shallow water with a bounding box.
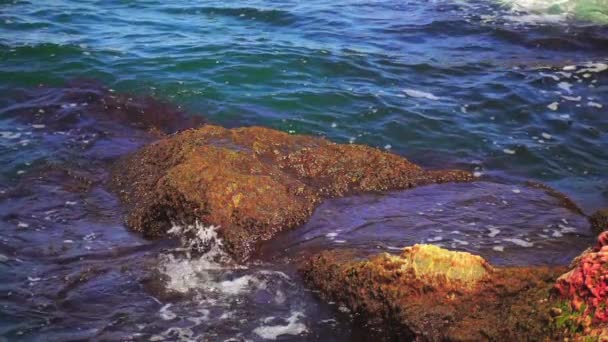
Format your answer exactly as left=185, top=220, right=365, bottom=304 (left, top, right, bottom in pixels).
left=0, top=0, right=607, bottom=340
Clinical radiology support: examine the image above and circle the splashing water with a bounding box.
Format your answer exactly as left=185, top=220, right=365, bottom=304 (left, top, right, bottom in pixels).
left=499, top=0, right=608, bottom=23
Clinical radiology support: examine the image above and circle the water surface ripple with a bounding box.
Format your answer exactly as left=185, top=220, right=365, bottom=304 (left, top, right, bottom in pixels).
left=0, top=0, right=607, bottom=340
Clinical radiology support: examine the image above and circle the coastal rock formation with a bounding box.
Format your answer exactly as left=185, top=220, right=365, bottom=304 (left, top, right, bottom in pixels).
left=112, top=125, right=473, bottom=261
left=590, top=208, right=608, bottom=234
left=300, top=244, right=566, bottom=340
left=554, top=232, right=608, bottom=337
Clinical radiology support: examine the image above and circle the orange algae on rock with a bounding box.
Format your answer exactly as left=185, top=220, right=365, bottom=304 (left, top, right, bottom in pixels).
left=111, top=125, right=473, bottom=261
left=301, top=244, right=566, bottom=341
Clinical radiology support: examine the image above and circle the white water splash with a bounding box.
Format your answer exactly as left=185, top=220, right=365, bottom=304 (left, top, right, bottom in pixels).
left=159, top=222, right=236, bottom=293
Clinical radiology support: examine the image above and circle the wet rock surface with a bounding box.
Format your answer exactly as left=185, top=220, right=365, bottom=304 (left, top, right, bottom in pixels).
left=300, top=244, right=568, bottom=341
left=590, top=208, right=608, bottom=235
left=112, top=125, right=473, bottom=261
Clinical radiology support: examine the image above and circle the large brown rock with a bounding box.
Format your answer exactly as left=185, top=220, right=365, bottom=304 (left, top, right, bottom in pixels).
left=111, top=125, right=472, bottom=261
left=300, top=244, right=567, bottom=341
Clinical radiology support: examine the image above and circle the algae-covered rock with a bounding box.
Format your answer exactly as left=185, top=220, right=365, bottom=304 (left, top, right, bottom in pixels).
left=301, top=244, right=566, bottom=341
left=397, top=244, right=491, bottom=290
left=112, top=125, right=472, bottom=261
left=553, top=232, right=608, bottom=337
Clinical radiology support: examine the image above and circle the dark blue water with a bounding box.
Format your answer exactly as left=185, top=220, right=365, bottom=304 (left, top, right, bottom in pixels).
left=0, top=0, right=606, bottom=340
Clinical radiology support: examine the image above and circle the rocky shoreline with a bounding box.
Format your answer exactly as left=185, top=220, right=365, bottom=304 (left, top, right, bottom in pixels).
left=93, top=97, right=606, bottom=339
left=300, top=235, right=608, bottom=340
left=3, top=83, right=605, bottom=340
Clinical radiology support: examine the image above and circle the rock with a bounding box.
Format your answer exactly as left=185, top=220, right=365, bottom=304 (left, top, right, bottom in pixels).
left=590, top=208, right=608, bottom=235
left=390, top=244, right=492, bottom=290
left=554, top=232, right=608, bottom=337
left=300, top=244, right=566, bottom=340
left=112, top=125, right=473, bottom=261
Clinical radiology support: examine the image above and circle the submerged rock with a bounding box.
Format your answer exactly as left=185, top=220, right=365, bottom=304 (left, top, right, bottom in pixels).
left=112, top=125, right=472, bottom=261
left=301, top=244, right=566, bottom=340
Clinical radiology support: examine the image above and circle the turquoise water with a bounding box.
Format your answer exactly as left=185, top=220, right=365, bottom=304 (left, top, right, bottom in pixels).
left=1, top=0, right=607, bottom=208
left=0, top=0, right=607, bottom=340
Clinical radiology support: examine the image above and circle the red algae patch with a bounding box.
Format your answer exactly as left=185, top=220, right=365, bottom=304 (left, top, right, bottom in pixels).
left=300, top=244, right=567, bottom=341
left=553, top=232, right=608, bottom=338
left=111, top=125, right=473, bottom=261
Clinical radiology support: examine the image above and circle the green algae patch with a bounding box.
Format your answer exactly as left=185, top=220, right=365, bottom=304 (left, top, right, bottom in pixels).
left=398, top=244, right=491, bottom=290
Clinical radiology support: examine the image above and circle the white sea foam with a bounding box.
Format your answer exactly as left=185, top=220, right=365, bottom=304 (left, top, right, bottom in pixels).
left=547, top=102, right=559, bottom=111
left=561, top=95, right=581, bottom=101
left=492, top=245, right=505, bottom=252
left=0, top=131, right=21, bottom=139
left=588, top=101, right=603, bottom=108
left=150, top=327, right=194, bottom=342
left=557, top=81, right=573, bottom=93
left=160, top=222, right=233, bottom=293
left=488, top=227, right=501, bottom=237
left=499, top=0, right=608, bottom=24
left=253, top=311, right=308, bottom=340
left=402, top=88, right=440, bottom=100
left=577, top=62, right=607, bottom=74
left=219, top=275, right=265, bottom=295
left=159, top=304, right=177, bottom=320
left=503, top=238, right=534, bottom=247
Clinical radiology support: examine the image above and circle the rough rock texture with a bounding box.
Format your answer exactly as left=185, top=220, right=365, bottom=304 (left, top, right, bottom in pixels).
left=112, top=125, right=473, bottom=260
left=590, top=208, right=608, bottom=235
left=301, top=244, right=566, bottom=341
left=554, top=232, right=608, bottom=337
left=387, top=244, right=492, bottom=290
